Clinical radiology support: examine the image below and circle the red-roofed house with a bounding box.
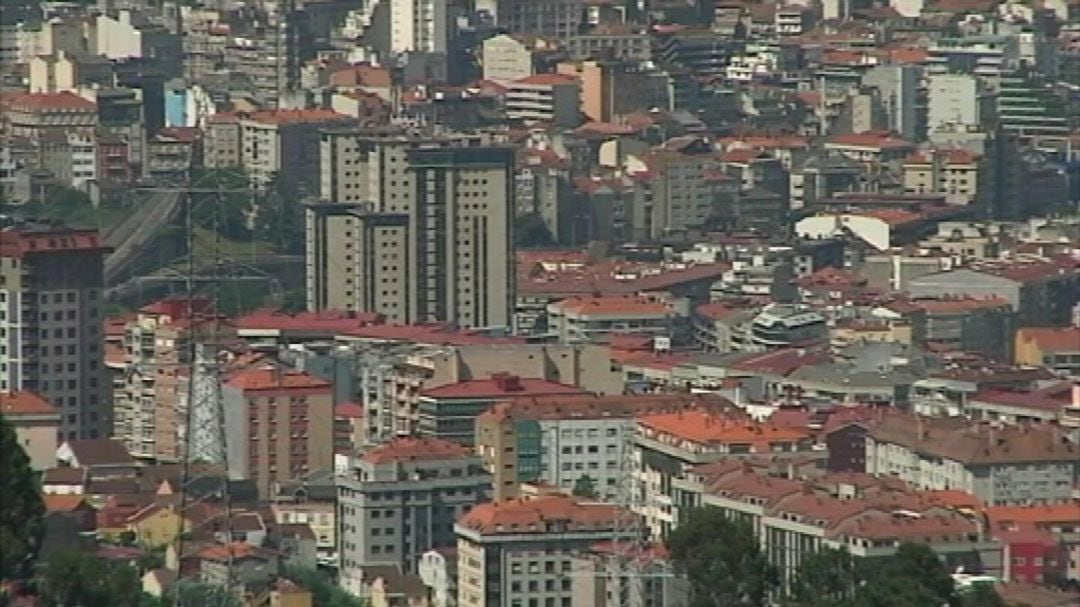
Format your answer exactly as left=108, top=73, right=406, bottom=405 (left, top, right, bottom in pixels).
left=1, top=391, right=61, bottom=470
left=1, top=91, right=97, bottom=141
left=825, top=131, right=915, bottom=163
left=418, top=373, right=588, bottom=445
left=222, top=368, right=334, bottom=496
left=505, top=73, right=581, bottom=127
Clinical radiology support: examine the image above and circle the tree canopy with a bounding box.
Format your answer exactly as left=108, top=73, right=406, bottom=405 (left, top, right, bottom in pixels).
left=35, top=548, right=147, bottom=607
left=667, top=508, right=778, bottom=607
left=0, top=413, right=44, bottom=580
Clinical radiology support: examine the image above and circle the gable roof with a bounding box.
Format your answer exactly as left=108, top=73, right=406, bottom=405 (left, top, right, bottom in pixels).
left=61, top=439, right=135, bottom=467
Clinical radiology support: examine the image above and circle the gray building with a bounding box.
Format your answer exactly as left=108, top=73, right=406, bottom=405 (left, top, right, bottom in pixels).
left=0, top=221, right=111, bottom=440
left=337, top=436, right=492, bottom=584
left=907, top=263, right=1080, bottom=327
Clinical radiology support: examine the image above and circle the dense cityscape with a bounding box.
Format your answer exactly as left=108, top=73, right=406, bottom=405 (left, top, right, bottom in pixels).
left=0, top=0, right=1078, bottom=604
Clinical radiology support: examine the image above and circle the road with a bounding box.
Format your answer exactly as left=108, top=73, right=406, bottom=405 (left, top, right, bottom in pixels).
left=104, top=190, right=183, bottom=284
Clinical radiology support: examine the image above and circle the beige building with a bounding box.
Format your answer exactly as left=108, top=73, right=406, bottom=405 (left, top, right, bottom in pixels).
left=238, top=109, right=355, bottom=193
left=112, top=297, right=235, bottom=462
left=481, top=34, right=535, bottom=83
left=222, top=368, right=335, bottom=497
left=0, top=91, right=97, bottom=143
left=455, top=495, right=625, bottom=607
left=307, top=131, right=514, bottom=329
left=203, top=112, right=241, bottom=168
left=0, top=391, right=61, bottom=471
left=546, top=296, right=677, bottom=344
left=1, top=223, right=111, bottom=440
left=902, top=149, right=984, bottom=205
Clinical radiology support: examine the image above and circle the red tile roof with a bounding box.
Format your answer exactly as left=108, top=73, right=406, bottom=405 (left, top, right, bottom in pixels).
left=43, top=494, right=92, bottom=513
left=914, top=296, right=1010, bottom=314
left=986, top=503, right=1080, bottom=529
left=4, top=91, right=96, bottom=112
left=550, top=295, right=672, bottom=317
left=360, top=437, right=474, bottom=464
left=334, top=402, right=365, bottom=419
left=694, top=301, right=746, bottom=321
left=1015, top=326, right=1080, bottom=353
left=1, top=391, right=58, bottom=416
left=243, top=109, right=353, bottom=126
left=826, top=131, right=914, bottom=150
left=224, top=368, right=332, bottom=393
left=0, top=228, right=108, bottom=258
left=637, top=409, right=809, bottom=445
left=340, top=323, right=524, bottom=346
left=730, top=348, right=831, bottom=376
left=234, top=308, right=383, bottom=333
left=479, top=393, right=733, bottom=424
left=198, top=542, right=255, bottom=562
left=457, top=495, right=626, bottom=535
left=140, top=296, right=214, bottom=319
left=421, top=375, right=587, bottom=399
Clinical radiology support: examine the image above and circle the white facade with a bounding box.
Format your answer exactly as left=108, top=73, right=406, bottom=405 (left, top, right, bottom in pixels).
left=927, top=73, right=983, bottom=133
left=70, top=133, right=97, bottom=188
left=389, top=0, right=448, bottom=53
left=95, top=11, right=142, bottom=60
left=795, top=214, right=892, bottom=251
left=538, top=418, right=629, bottom=499
left=482, top=34, right=533, bottom=82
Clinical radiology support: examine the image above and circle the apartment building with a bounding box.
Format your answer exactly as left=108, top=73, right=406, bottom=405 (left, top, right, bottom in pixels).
left=627, top=148, right=722, bottom=240
left=546, top=296, right=678, bottom=345
left=926, top=73, right=993, bottom=134
left=865, top=412, right=1079, bottom=506
left=481, top=34, right=537, bottom=82
left=633, top=409, right=817, bottom=538
left=678, top=464, right=1002, bottom=587
left=307, top=130, right=515, bottom=329
left=0, top=91, right=97, bottom=142
left=475, top=393, right=733, bottom=500
left=571, top=543, right=689, bottom=607
left=418, top=373, right=587, bottom=446
left=337, top=437, right=492, bottom=590
left=112, top=297, right=234, bottom=462
left=222, top=368, right=335, bottom=497
left=455, top=495, right=626, bottom=607
left=204, top=113, right=241, bottom=168
left=0, top=222, right=111, bottom=440
left=505, top=74, right=581, bottom=128
left=237, top=109, right=355, bottom=192
left=902, top=149, right=986, bottom=205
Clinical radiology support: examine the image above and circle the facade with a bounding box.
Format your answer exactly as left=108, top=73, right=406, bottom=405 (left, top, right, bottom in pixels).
left=628, top=148, right=723, bottom=240
left=386, top=0, right=448, bottom=54
left=237, top=109, right=355, bottom=193
left=748, top=304, right=828, bottom=349
left=0, top=391, right=61, bottom=470
left=482, top=34, right=535, bottom=82
left=505, top=74, right=581, bottom=127
left=0, top=223, right=111, bottom=440
left=633, top=409, right=817, bottom=538
left=455, top=495, right=625, bottom=607
left=865, top=413, right=1079, bottom=506
left=546, top=296, right=678, bottom=344
left=308, top=132, right=515, bottom=329
left=1014, top=327, right=1080, bottom=377
left=926, top=73, right=992, bottom=133
left=495, top=0, right=585, bottom=41
left=222, top=368, right=335, bottom=497
left=336, top=436, right=492, bottom=589
left=112, top=297, right=234, bottom=462
left=1, top=92, right=97, bottom=143
left=417, top=374, right=587, bottom=445
left=475, top=393, right=731, bottom=500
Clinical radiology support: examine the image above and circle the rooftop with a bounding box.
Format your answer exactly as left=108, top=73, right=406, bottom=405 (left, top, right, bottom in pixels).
left=826, top=131, right=914, bottom=151
left=479, top=393, right=733, bottom=424
left=550, top=296, right=672, bottom=317
left=637, top=409, right=808, bottom=445
left=360, top=437, right=474, bottom=464
left=242, top=109, right=353, bottom=126
left=225, top=368, right=332, bottom=393
left=457, top=495, right=625, bottom=535
left=420, top=374, right=587, bottom=400
left=3, top=91, right=96, bottom=112
left=1, top=391, right=58, bottom=417
left=1016, top=326, right=1080, bottom=353
left=61, top=439, right=135, bottom=467
left=234, top=308, right=383, bottom=333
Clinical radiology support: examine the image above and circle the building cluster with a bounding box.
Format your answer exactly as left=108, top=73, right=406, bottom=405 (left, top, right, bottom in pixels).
left=2, top=0, right=1080, bottom=604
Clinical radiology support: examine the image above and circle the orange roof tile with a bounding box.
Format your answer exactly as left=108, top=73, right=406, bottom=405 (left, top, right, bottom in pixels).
left=5, top=91, right=96, bottom=112
left=826, top=131, right=914, bottom=150
left=985, top=503, right=1080, bottom=528
left=421, top=375, right=586, bottom=399
left=224, top=368, right=332, bottom=393
left=1015, top=327, right=1080, bottom=353
left=550, top=296, right=672, bottom=317
left=913, top=296, right=1010, bottom=313
left=1, top=391, right=58, bottom=416
left=43, top=494, right=91, bottom=513
left=242, top=109, right=352, bottom=126
left=637, top=410, right=810, bottom=445
left=457, top=495, right=626, bottom=535
left=360, top=437, right=473, bottom=464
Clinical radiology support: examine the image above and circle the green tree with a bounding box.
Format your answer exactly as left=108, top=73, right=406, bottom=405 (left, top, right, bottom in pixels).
left=36, top=548, right=146, bottom=607
left=255, top=175, right=305, bottom=254
left=959, top=584, right=1005, bottom=607
left=571, top=475, right=598, bottom=499
left=0, top=413, right=45, bottom=579
left=281, top=288, right=307, bottom=313
left=283, top=566, right=367, bottom=607
left=788, top=547, right=862, bottom=607
left=667, top=508, right=778, bottom=607
left=164, top=581, right=244, bottom=607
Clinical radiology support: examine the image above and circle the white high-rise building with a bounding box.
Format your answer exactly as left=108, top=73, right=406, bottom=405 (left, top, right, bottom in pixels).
left=927, top=73, right=991, bottom=134
left=388, top=0, right=448, bottom=54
